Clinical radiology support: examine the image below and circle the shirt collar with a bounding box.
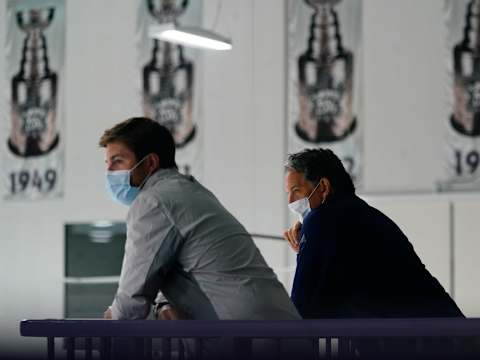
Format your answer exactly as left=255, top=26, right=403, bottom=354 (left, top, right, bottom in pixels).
left=142, top=167, right=180, bottom=190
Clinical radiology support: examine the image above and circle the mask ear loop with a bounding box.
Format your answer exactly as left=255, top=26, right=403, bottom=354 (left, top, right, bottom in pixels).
left=130, top=154, right=150, bottom=172
left=130, top=154, right=153, bottom=190
left=307, top=180, right=322, bottom=200
left=308, top=180, right=328, bottom=205
left=138, top=170, right=152, bottom=190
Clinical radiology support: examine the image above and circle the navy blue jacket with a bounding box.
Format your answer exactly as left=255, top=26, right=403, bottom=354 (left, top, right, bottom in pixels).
left=291, top=194, right=464, bottom=319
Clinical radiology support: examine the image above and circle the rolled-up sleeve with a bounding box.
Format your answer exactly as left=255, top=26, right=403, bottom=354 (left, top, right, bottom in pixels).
left=110, top=195, right=183, bottom=320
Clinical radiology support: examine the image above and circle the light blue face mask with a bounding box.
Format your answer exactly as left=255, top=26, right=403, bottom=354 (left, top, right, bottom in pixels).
left=105, top=155, right=150, bottom=206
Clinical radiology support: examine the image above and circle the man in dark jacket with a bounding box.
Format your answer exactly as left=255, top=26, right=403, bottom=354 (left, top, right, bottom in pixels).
left=283, top=148, right=464, bottom=319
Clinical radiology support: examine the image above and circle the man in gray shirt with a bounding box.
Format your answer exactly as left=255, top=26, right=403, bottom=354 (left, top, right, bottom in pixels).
left=99, top=117, right=300, bottom=323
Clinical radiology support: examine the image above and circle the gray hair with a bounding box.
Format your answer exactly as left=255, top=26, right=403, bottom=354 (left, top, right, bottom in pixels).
left=285, top=148, right=355, bottom=195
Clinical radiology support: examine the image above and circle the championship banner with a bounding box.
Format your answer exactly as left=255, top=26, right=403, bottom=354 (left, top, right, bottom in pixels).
left=287, top=0, right=363, bottom=185
left=136, top=0, right=203, bottom=177
left=1, top=0, right=65, bottom=200
left=441, top=0, right=480, bottom=190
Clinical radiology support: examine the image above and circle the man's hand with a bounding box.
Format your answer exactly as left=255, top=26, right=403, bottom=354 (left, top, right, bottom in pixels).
left=283, top=221, right=302, bottom=253
left=103, top=307, right=113, bottom=319
left=156, top=304, right=183, bottom=320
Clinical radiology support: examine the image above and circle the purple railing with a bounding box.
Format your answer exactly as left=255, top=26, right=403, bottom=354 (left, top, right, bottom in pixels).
left=20, top=318, right=480, bottom=359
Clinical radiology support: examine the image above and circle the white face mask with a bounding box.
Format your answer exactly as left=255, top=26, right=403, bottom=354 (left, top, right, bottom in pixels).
left=288, top=181, right=321, bottom=223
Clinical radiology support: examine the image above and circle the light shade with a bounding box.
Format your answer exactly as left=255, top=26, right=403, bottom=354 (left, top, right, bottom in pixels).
left=149, top=23, right=232, bottom=51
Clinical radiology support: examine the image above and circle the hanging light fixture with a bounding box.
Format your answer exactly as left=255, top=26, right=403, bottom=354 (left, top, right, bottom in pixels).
left=149, top=23, right=232, bottom=51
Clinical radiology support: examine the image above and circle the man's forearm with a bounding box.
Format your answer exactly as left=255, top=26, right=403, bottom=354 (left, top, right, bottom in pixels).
left=110, top=291, right=151, bottom=320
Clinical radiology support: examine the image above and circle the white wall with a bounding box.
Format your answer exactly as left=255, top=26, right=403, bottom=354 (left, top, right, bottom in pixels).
left=202, top=0, right=289, bottom=233
left=1, top=0, right=479, bottom=357
left=454, top=199, right=480, bottom=317
left=201, top=0, right=291, bottom=284
left=363, top=0, right=446, bottom=191
left=0, top=0, right=136, bottom=355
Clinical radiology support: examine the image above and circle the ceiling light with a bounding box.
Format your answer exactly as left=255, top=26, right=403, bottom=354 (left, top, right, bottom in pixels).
left=149, top=23, right=232, bottom=51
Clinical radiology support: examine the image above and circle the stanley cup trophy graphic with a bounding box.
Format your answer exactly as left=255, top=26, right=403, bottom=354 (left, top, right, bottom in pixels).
left=143, top=0, right=195, bottom=148
left=8, top=8, right=59, bottom=157
left=442, top=0, right=480, bottom=185
left=296, top=0, right=356, bottom=143
left=452, top=0, right=480, bottom=137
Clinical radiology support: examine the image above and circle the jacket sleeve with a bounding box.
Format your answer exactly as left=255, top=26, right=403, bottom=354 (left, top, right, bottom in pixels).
left=291, top=220, right=339, bottom=318
left=110, top=195, right=183, bottom=320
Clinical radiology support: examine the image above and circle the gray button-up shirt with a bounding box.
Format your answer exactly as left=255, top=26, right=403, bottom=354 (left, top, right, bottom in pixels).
left=110, top=168, right=300, bottom=321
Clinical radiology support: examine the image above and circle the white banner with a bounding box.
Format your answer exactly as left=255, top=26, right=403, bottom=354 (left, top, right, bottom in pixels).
left=136, top=0, right=203, bottom=178
left=1, top=0, right=65, bottom=200
left=440, top=0, right=480, bottom=191
left=287, top=0, right=363, bottom=185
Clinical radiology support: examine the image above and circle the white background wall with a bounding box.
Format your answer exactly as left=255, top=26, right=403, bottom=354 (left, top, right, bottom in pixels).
left=0, top=0, right=479, bottom=357
left=363, top=0, right=446, bottom=192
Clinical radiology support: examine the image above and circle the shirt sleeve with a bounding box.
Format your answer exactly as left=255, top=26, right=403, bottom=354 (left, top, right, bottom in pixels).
left=154, top=291, right=169, bottom=305
left=291, top=219, right=339, bottom=318
left=110, top=195, right=184, bottom=320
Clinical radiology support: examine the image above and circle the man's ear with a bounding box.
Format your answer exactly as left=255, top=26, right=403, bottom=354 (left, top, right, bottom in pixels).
left=319, top=177, right=333, bottom=198
left=148, top=153, right=161, bottom=172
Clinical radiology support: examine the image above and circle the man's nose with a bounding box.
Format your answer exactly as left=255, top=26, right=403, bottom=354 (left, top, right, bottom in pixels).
left=287, top=193, right=295, bottom=204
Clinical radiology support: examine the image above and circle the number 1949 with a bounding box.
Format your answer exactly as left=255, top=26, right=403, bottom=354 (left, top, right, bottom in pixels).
left=9, top=169, right=57, bottom=194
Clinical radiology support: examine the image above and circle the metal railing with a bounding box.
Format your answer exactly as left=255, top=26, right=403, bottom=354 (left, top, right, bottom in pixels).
left=20, top=318, right=480, bottom=360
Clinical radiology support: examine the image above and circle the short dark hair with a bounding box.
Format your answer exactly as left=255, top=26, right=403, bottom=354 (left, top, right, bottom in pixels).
left=285, top=148, right=355, bottom=196
left=99, top=117, right=177, bottom=169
